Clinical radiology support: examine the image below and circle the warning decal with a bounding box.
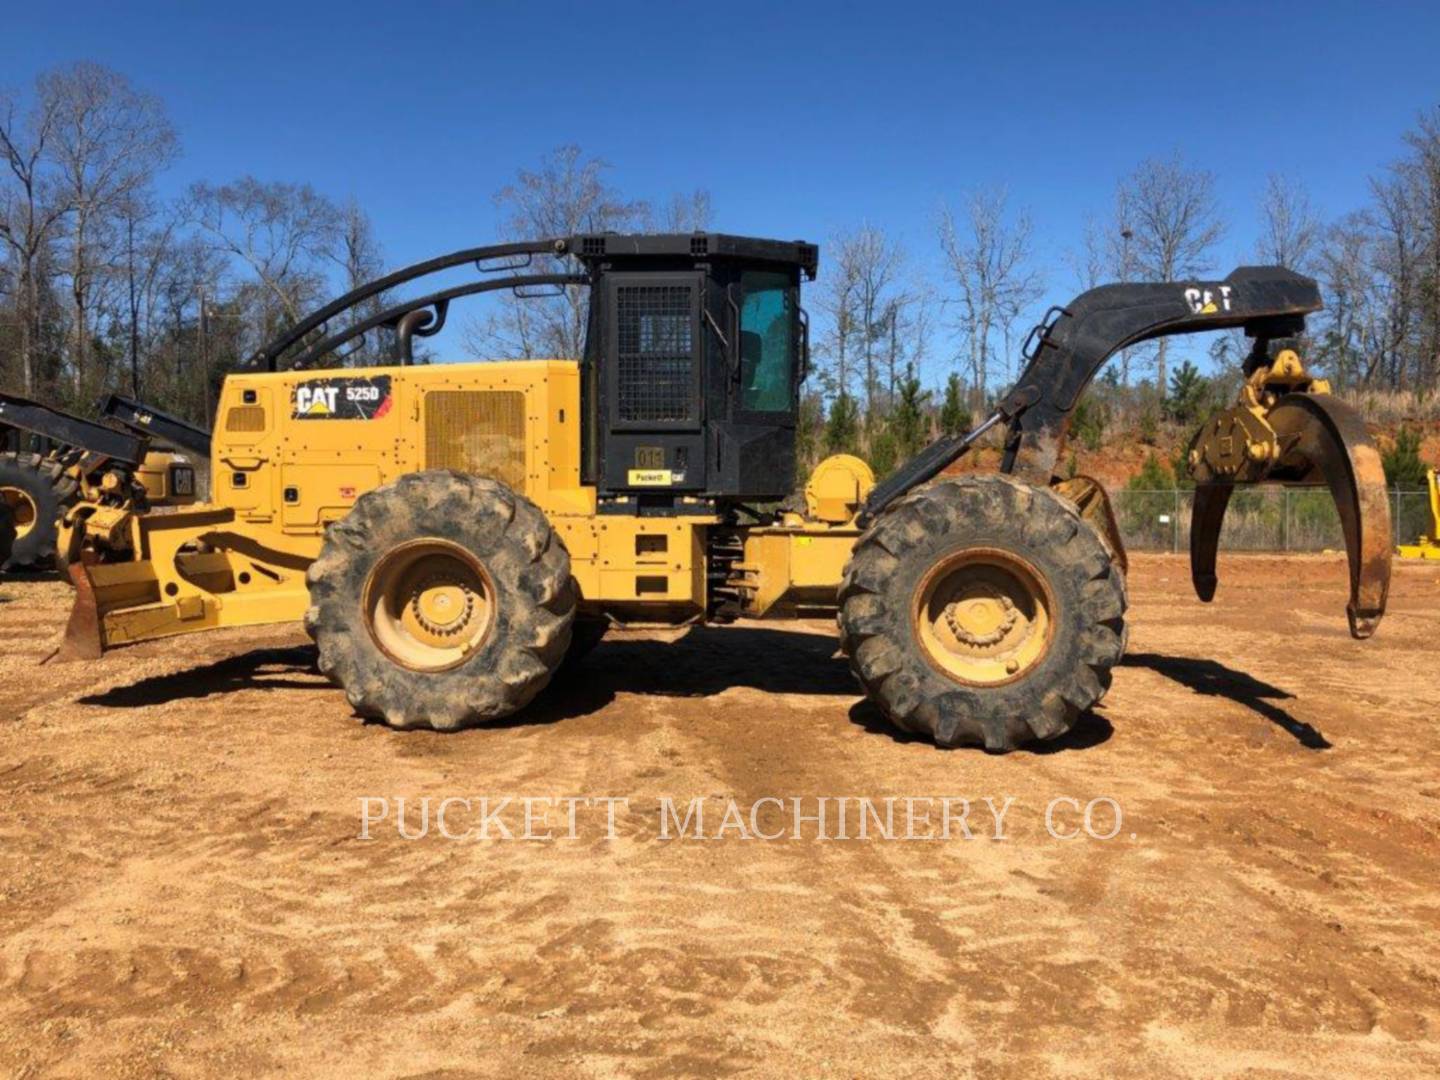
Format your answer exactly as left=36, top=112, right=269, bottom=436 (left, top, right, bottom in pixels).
left=291, top=375, right=393, bottom=420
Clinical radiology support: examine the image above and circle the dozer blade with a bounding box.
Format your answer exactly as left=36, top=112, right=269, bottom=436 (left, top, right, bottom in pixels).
left=47, top=561, right=105, bottom=663
left=1189, top=392, right=1392, bottom=639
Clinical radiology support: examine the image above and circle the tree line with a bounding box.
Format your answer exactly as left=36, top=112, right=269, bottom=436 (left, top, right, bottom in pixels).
left=0, top=62, right=388, bottom=425
left=4, top=60, right=1439, bottom=463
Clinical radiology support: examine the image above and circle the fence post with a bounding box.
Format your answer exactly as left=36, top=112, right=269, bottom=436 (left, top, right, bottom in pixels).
left=1282, top=489, right=1289, bottom=552
left=1173, top=489, right=1180, bottom=553
left=1395, top=489, right=1402, bottom=541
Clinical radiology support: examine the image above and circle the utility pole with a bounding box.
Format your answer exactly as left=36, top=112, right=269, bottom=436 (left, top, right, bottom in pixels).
left=198, top=285, right=212, bottom=429
left=1119, top=227, right=1134, bottom=386
left=127, top=215, right=141, bottom=398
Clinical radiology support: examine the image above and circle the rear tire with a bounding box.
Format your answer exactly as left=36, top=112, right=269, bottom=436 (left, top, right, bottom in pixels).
left=305, top=470, right=576, bottom=731
left=0, top=452, right=71, bottom=571
left=838, top=475, right=1127, bottom=751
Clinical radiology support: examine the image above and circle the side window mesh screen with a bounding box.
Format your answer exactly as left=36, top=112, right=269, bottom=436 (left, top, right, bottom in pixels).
left=616, top=285, right=694, bottom=423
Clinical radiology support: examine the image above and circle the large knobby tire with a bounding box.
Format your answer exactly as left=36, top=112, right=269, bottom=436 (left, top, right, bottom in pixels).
left=558, top=617, right=609, bottom=674
left=0, top=500, right=14, bottom=570
left=305, top=471, right=576, bottom=731
left=838, top=475, right=1127, bottom=751
left=0, top=452, right=72, bottom=571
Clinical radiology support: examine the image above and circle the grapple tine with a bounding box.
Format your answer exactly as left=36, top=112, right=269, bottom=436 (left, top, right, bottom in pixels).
left=1189, top=482, right=1234, bottom=603
left=46, top=561, right=105, bottom=664
left=1267, top=392, right=1392, bottom=639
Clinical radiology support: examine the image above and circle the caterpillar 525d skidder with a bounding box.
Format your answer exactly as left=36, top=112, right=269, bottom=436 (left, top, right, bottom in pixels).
left=50, top=234, right=1392, bottom=750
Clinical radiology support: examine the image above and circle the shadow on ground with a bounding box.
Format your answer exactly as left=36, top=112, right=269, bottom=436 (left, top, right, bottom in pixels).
left=1123, top=651, right=1330, bottom=749
left=75, top=626, right=1138, bottom=754
left=76, top=625, right=854, bottom=718
left=847, top=699, right=1114, bottom=754
left=79, top=646, right=323, bottom=708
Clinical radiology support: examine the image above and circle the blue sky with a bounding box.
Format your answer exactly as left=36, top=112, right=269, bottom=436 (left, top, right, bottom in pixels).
left=5, top=0, right=1438, bottom=385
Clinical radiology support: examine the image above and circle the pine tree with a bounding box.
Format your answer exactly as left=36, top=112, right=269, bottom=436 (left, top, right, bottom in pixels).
left=938, top=372, right=972, bottom=436
left=891, top=365, right=931, bottom=461
left=1165, top=360, right=1209, bottom=423
left=1383, top=428, right=1429, bottom=490
left=824, top=392, right=860, bottom=456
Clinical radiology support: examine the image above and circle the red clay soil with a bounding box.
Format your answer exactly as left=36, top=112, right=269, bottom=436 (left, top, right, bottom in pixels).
left=0, top=553, right=1437, bottom=1077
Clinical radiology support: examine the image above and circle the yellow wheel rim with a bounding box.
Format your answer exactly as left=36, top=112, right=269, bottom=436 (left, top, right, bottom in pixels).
left=913, top=547, right=1054, bottom=687
left=363, top=540, right=494, bottom=672
left=0, top=487, right=38, bottom=540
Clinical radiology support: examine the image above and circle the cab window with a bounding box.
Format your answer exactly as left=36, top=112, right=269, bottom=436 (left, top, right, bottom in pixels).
left=739, top=270, right=796, bottom=412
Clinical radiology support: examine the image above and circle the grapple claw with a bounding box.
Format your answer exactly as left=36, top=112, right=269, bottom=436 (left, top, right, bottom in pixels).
left=1187, top=387, right=1392, bottom=640
left=1189, top=481, right=1234, bottom=603
left=1267, top=393, right=1391, bottom=639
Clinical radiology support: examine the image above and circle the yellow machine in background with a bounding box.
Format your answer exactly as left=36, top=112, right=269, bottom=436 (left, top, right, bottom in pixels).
left=1, top=391, right=201, bottom=573
left=1398, top=468, right=1440, bottom=560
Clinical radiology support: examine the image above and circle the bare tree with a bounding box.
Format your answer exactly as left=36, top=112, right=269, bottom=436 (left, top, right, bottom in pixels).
left=938, top=187, right=1041, bottom=413
left=645, top=190, right=712, bottom=233
left=115, top=191, right=177, bottom=396
left=1396, top=107, right=1440, bottom=387
left=848, top=225, right=904, bottom=409
left=46, top=62, right=178, bottom=397
left=332, top=198, right=391, bottom=366
left=1315, top=212, right=1382, bottom=387
left=1068, top=215, right=1108, bottom=292
left=1367, top=169, right=1423, bottom=389
left=1256, top=173, right=1321, bottom=272
left=465, top=146, right=644, bottom=361
left=1114, top=153, right=1225, bottom=390
left=0, top=81, right=70, bottom=393
left=812, top=225, right=920, bottom=413
left=1067, top=213, right=1142, bottom=383
left=465, top=145, right=710, bottom=361
left=812, top=233, right=862, bottom=401
left=188, top=177, right=343, bottom=352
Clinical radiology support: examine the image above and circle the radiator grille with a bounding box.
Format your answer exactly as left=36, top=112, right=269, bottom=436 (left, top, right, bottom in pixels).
left=616, top=285, right=694, bottom=423
left=225, top=406, right=266, bottom=432
left=424, top=390, right=526, bottom=488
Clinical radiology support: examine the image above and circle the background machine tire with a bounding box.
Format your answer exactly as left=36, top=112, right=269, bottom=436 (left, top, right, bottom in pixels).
left=0, top=499, right=14, bottom=569
left=838, top=475, right=1127, bottom=751
left=305, top=470, right=576, bottom=730
left=0, top=452, right=73, bottom=571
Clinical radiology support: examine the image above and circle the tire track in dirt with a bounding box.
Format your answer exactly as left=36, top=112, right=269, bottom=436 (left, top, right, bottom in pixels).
left=0, top=556, right=1437, bottom=1076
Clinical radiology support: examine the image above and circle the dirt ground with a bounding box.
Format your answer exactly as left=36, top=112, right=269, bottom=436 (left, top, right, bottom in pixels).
left=0, top=553, right=1438, bottom=1078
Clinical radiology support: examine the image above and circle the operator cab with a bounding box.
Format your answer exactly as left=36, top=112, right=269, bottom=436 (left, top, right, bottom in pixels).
left=573, top=233, right=818, bottom=509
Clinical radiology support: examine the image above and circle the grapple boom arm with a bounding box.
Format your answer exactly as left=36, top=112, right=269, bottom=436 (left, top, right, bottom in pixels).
left=999, top=267, right=1321, bottom=483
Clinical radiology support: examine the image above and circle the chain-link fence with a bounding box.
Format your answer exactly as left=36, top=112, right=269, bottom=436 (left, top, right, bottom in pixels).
left=1111, top=488, right=1434, bottom=553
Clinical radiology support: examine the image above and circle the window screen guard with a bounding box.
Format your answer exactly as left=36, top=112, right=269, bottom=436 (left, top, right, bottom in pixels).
left=610, top=275, right=701, bottom=429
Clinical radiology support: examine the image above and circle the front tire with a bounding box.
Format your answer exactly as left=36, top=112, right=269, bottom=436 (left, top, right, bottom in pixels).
left=838, top=475, right=1127, bottom=751
left=305, top=471, right=576, bottom=730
